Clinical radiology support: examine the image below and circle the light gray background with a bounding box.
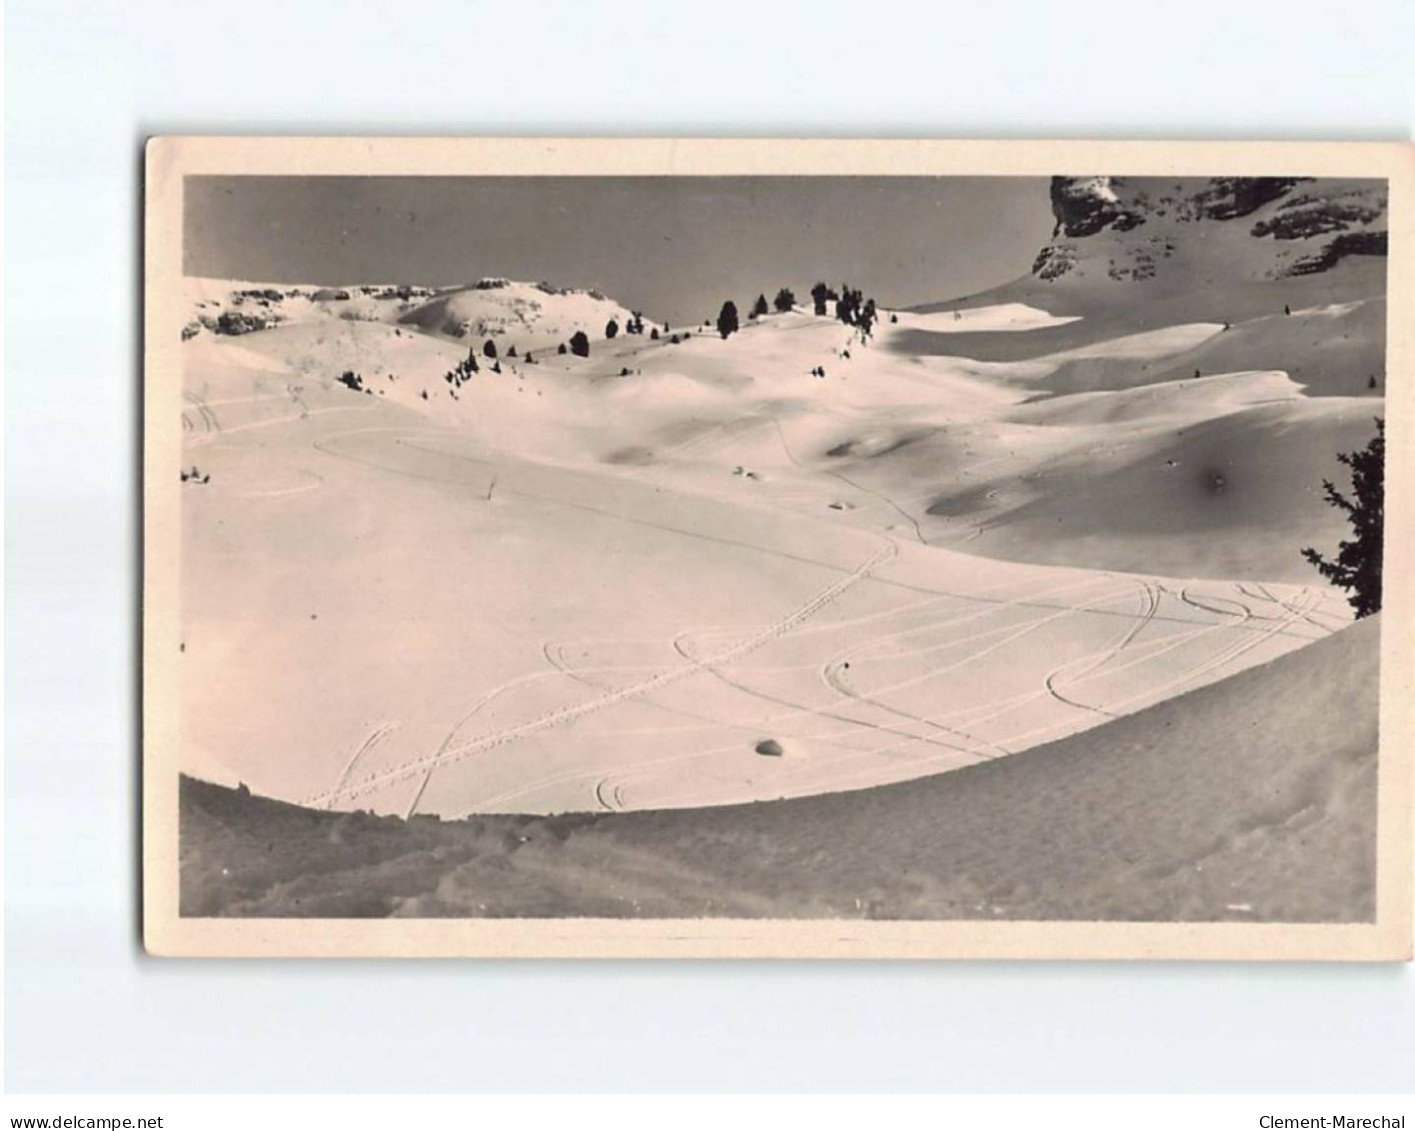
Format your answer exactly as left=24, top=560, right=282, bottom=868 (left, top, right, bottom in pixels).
left=6, top=0, right=1414, bottom=1094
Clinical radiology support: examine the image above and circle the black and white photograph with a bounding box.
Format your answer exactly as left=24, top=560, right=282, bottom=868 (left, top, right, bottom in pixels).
left=11, top=0, right=1415, bottom=1113
left=141, top=138, right=1413, bottom=959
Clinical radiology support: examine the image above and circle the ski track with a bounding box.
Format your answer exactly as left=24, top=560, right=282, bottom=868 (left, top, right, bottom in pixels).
left=183, top=385, right=376, bottom=448
left=316, top=542, right=1334, bottom=814
left=427, top=572, right=1310, bottom=815
left=746, top=589, right=1319, bottom=797
left=198, top=388, right=1352, bottom=816
left=770, top=417, right=931, bottom=544
left=570, top=578, right=1323, bottom=812
left=303, top=540, right=898, bottom=807
left=326, top=723, right=397, bottom=810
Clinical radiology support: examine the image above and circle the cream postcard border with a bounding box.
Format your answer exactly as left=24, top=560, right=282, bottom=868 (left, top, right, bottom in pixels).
left=143, top=137, right=1415, bottom=960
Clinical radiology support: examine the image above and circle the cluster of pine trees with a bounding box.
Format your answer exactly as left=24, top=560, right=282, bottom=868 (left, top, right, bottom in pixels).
left=546, top=331, right=593, bottom=357
left=804, top=281, right=880, bottom=335
left=743, top=290, right=799, bottom=318
left=710, top=282, right=883, bottom=340
left=832, top=284, right=878, bottom=337
left=445, top=348, right=481, bottom=389
left=712, top=281, right=881, bottom=340
left=606, top=312, right=649, bottom=340
left=713, top=286, right=798, bottom=340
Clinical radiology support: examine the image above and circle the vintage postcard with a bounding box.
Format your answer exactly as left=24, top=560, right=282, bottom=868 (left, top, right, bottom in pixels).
left=144, top=138, right=1413, bottom=959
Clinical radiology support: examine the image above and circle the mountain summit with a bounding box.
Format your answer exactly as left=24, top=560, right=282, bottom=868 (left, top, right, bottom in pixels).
left=908, top=175, right=1388, bottom=398
left=1038, top=175, right=1387, bottom=285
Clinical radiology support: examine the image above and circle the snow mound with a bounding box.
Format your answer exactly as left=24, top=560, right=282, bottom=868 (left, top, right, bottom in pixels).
left=892, top=303, right=1081, bottom=334
left=399, top=280, right=646, bottom=352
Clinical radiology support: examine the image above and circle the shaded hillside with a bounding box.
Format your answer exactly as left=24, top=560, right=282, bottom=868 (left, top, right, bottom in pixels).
left=900, top=176, right=1388, bottom=398
left=1035, top=299, right=1385, bottom=398
left=946, top=396, right=1385, bottom=581
left=182, top=617, right=1378, bottom=923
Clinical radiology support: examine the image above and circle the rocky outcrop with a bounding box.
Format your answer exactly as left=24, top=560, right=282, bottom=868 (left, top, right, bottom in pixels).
left=357, top=284, right=432, bottom=301
left=1285, top=230, right=1389, bottom=277
left=1031, top=243, right=1078, bottom=280
left=215, top=310, right=268, bottom=335
left=1030, top=176, right=1387, bottom=284
left=1252, top=192, right=1385, bottom=241
left=1050, top=176, right=1145, bottom=237
left=232, top=287, right=286, bottom=304
left=1191, top=177, right=1308, bottom=220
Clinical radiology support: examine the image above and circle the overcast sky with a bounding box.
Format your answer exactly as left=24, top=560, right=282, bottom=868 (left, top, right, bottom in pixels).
left=185, top=176, right=1053, bottom=324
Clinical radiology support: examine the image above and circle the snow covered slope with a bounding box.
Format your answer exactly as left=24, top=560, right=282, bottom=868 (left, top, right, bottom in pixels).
left=904, top=175, right=1388, bottom=398
left=181, top=612, right=1379, bottom=922
left=175, top=263, right=1369, bottom=819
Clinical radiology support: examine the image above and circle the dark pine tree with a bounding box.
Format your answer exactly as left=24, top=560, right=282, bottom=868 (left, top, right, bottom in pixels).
left=483, top=339, right=498, bottom=359
left=717, top=300, right=739, bottom=339
left=507, top=344, right=518, bottom=358
left=810, top=281, right=831, bottom=316
left=569, top=331, right=590, bottom=358
left=751, top=293, right=770, bottom=319
left=605, top=318, right=619, bottom=340
left=835, top=289, right=855, bottom=325
left=558, top=342, right=568, bottom=355
left=857, top=297, right=877, bottom=338
left=1303, top=418, right=1385, bottom=618
left=774, top=287, right=796, bottom=313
